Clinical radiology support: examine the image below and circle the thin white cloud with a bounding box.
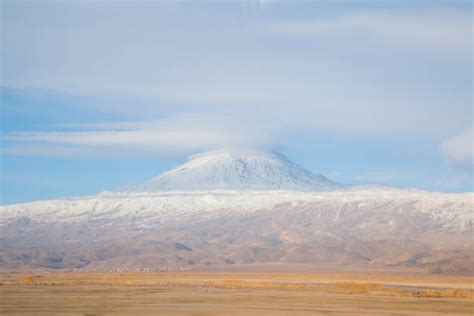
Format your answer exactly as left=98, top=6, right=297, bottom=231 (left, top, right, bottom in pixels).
left=352, top=172, right=397, bottom=183
left=265, top=12, right=471, bottom=55
left=432, top=174, right=473, bottom=192
left=1, top=4, right=470, bottom=139
left=2, top=115, right=277, bottom=158
left=441, top=128, right=473, bottom=171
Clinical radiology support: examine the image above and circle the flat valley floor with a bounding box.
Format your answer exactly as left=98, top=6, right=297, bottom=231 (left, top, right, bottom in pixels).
left=0, top=272, right=473, bottom=315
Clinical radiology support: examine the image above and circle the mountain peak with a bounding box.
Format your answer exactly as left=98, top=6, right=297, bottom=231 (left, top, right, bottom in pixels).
left=127, top=149, right=343, bottom=192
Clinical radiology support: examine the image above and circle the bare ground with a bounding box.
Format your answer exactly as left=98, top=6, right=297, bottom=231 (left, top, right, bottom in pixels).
left=0, top=273, right=473, bottom=316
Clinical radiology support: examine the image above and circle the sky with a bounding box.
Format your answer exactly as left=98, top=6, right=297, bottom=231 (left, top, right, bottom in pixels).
left=1, top=0, right=472, bottom=204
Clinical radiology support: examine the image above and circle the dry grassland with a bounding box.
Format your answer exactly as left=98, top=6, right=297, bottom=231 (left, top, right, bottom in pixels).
left=0, top=272, right=473, bottom=315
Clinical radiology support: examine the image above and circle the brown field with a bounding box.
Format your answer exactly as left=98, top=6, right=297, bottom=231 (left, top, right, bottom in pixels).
left=0, top=272, right=473, bottom=315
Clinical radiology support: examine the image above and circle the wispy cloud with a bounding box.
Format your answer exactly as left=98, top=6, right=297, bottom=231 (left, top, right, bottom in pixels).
left=2, top=114, right=277, bottom=158
left=265, top=12, right=471, bottom=56
left=352, top=172, right=398, bottom=183
left=2, top=4, right=470, bottom=138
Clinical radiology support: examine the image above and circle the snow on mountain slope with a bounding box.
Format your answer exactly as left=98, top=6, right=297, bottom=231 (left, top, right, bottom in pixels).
left=1, top=189, right=472, bottom=231
left=126, top=150, right=343, bottom=192
left=1, top=188, right=472, bottom=272
left=0, top=149, right=471, bottom=232
left=0, top=149, right=472, bottom=272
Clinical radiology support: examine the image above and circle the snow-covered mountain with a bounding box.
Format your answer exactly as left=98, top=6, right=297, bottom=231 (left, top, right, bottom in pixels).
left=0, top=150, right=472, bottom=273
left=126, top=150, right=342, bottom=192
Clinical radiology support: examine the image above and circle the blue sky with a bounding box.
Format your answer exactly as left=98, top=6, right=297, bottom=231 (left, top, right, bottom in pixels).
left=1, top=0, right=472, bottom=204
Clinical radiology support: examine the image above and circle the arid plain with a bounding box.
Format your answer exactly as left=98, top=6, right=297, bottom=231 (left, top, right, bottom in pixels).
left=1, top=272, right=473, bottom=316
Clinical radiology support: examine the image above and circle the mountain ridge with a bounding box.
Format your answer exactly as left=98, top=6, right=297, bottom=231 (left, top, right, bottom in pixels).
left=0, top=150, right=472, bottom=273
